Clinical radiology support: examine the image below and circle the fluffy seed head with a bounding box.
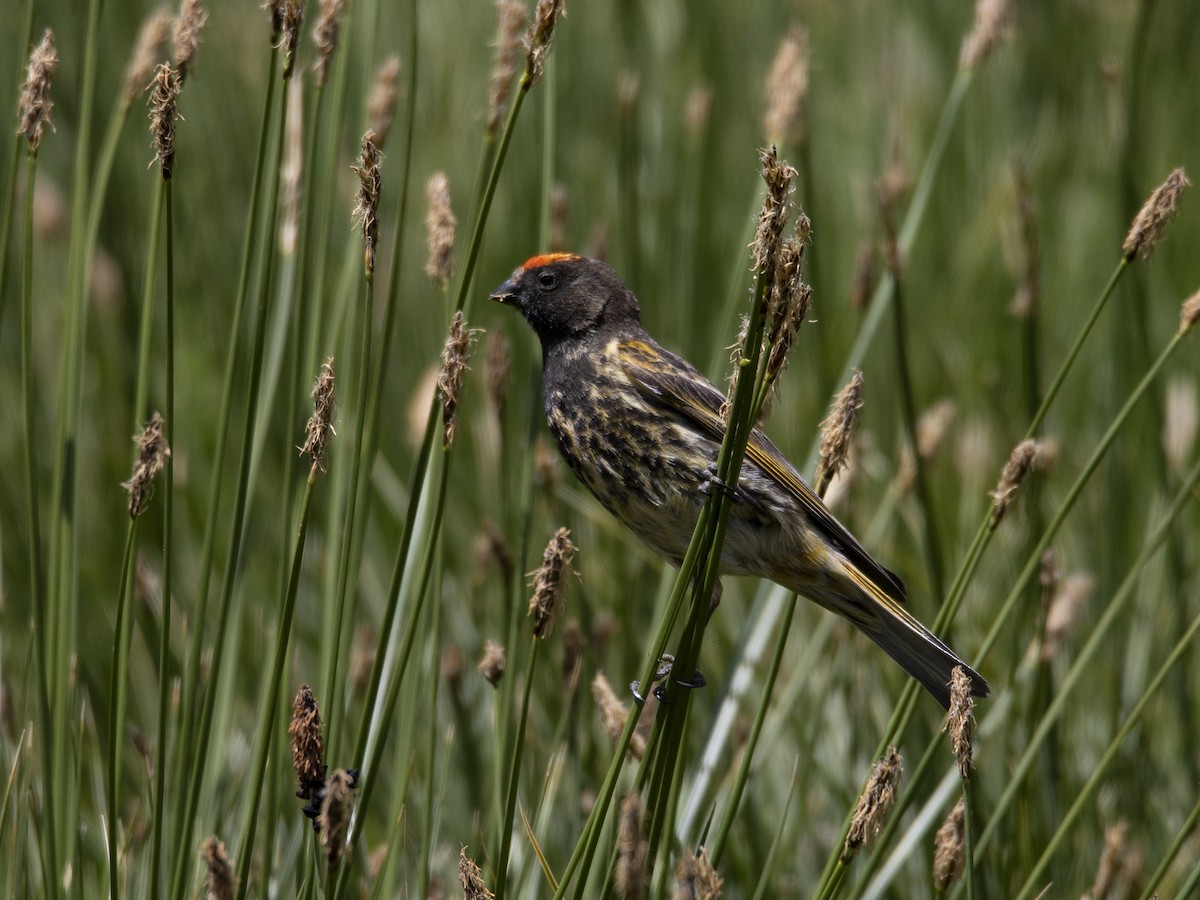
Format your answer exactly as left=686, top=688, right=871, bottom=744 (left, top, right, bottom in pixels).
left=592, top=672, right=645, bottom=760
left=1123, top=168, right=1190, bottom=262
left=684, top=85, right=713, bottom=136
left=351, top=130, right=382, bottom=273
left=172, top=0, right=208, bottom=82
left=318, top=769, right=356, bottom=865
left=763, top=26, right=809, bottom=146
left=18, top=29, right=58, bottom=152
left=201, top=836, right=236, bottom=900
left=477, top=640, right=506, bottom=687
left=366, top=56, right=402, bottom=148
left=990, top=438, right=1041, bottom=525
left=529, top=527, right=577, bottom=638
left=123, top=412, right=171, bottom=518
left=311, top=0, right=345, bottom=86
left=485, top=328, right=512, bottom=416
left=846, top=748, right=903, bottom=851
left=124, top=9, right=173, bottom=103
left=289, top=684, right=326, bottom=799
left=1179, top=287, right=1200, bottom=333
left=615, top=790, right=647, bottom=899
left=763, top=229, right=812, bottom=392
left=424, top=172, right=457, bottom=284
left=1163, top=376, right=1198, bottom=473
left=1089, top=822, right=1139, bottom=900
left=277, top=0, right=305, bottom=76
left=524, top=0, right=567, bottom=86
left=459, top=848, right=495, bottom=899
left=816, top=370, right=864, bottom=498
left=438, top=311, right=481, bottom=449
left=488, top=0, right=527, bottom=136
left=148, top=63, right=182, bottom=180
left=1041, top=573, right=1094, bottom=661
left=751, top=146, right=796, bottom=273
left=301, top=358, right=336, bottom=469
left=959, top=0, right=1012, bottom=69
left=932, top=797, right=966, bottom=890
left=672, top=848, right=723, bottom=900
left=849, top=241, right=877, bottom=312
left=943, top=667, right=976, bottom=779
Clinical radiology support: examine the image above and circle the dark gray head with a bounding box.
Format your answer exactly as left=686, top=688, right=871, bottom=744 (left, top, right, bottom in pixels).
left=490, top=253, right=642, bottom=346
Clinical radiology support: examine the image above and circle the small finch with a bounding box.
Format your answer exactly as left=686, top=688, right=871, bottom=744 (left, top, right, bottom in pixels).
left=492, top=254, right=988, bottom=708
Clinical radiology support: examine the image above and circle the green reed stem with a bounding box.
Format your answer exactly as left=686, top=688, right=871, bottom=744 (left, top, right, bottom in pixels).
left=106, top=521, right=137, bottom=900
left=495, top=637, right=542, bottom=899
left=1139, top=791, right=1200, bottom=900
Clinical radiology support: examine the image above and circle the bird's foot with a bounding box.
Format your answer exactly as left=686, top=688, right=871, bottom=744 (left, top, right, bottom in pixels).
left=631, top=654, right=707, bottom=703
left=701, top=463, right=743, bottom=504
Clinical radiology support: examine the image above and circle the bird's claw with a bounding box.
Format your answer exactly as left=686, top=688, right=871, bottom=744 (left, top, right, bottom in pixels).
left=701, top=462, right=742, bottom=504
left=631, top=654, right=706, bottom=703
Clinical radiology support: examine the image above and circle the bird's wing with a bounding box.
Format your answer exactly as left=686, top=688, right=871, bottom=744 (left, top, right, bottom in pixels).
left=617, top=338, right=907, bottom=604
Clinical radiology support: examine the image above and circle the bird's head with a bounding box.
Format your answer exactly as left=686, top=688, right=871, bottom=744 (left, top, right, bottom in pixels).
left=491, top=253, right=641, bottom=344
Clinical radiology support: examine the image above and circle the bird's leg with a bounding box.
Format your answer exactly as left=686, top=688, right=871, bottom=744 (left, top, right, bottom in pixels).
left=631, top=654, right=677, bottom=703
left=701, top=461, right=744, bottom=504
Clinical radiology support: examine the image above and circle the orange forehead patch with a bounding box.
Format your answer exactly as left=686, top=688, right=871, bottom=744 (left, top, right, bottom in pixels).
left=521, top=252, right=578, bottom=271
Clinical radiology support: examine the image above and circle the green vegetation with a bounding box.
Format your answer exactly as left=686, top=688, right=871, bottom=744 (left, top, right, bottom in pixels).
left=1, top=0, right=1198, bottom=897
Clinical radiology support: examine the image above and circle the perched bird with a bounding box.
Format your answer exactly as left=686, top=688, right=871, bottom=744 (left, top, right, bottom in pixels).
left=492, top=253, right=988, bottom=708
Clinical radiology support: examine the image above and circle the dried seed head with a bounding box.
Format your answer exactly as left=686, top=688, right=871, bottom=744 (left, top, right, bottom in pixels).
left=763, top=26, right=809, bottom=146
left=1010, top=165, right=1040, bottom=318
left=424, top=172, right=457, bottom=284
left=672, top=848, right=723, bottom=900
left=550, top=182, right=569, bottom=252
left=124, top=8, right=173, bottom=103
left=487, top=0, right=526, bottom=136
left=816, top=370, right=864, bottom=498
left=437, top=311, right=481, bottom=449
left=846, top=748, right=903, bottom=852
left=943, top=667, right=976, bottom=779
left=932, top=797, right=966, bottom=890
left=1179, top=287, right=1200, bottom=333
left=311, top=0, right=345, bottom=87
left=351, top=130, right=382, bottom=274
left=172, top=0, right=208, bottom=82
left=592, top=672, right=645, bottom=760
left=477, top=640, right=506, bottom=687
left=18, top=29, right=58, bottom=152
left=684, top=84, right=714, bottom=136
left=533, top=434, right=560, bottom=487
left=459, top=848, right=495, bottom=900
left=123, top=412, right=171, bottom=518
left=277, top=0, right=304, bottom=76
left=1089, top=822, right=1135, bottom=900
left=524, top=0, right=567, bottom=86
left=529, top=527, right=577, bottom=638
left=366, top=56, right=402, bottom=148
left=849, top=241, right=877, bottom=312
left=917, top=399, right=957, bottom=461
left=763, top=230, right=812, bottom=394
left=289, top=684, right=326, bottom=800
left=1123, top=168, right=1189, bottom=262
left=300, top=358, right=336, bottom=469
left=751, top=146, right=796, bottom=274
left=959, top=0, right=1012, bottom=69
left=148, top=63, right=182, bottom=180
left=1041, top=573, right=1094, bottom=661
left=484, top=328, right=512, bottom=416
left=349, top=625, right=375, bottom=697
left=615, top=790, right=647, bottom=900
left=989, top=438, right=1041, bottom=525
left=318, top=769, right=356, bottom=866
left=201, top=836, right=236, bottom=900
left=1163, top=376, right=1198, bottom=473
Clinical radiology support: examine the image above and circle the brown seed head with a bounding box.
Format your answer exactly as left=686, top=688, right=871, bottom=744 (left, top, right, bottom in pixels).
left=528, top=527, right=577, bottom=638
left=1089, top=822, right=1132, bottom=900
left=438, top=311, right=481, bottom=449
left=484, top=328, right=512, bottom=417
left=533, top=434, right=561, bottom=488
left=123, top=412, right=171, bottom=518
left=459, top=848, right=495, bottom=900
left=959, top=0, right=1012, bottom=69
left=477, top=640, right=506, bottom=687
left=488, top=0, right=527, bottom=136
left=18, top=30, right=59, bottom=152
left=763, top=26, right=809, bottom=146
left=351, top=130, right=382, bottom=273
left=124, top=9, right=172, bottom=103
left=849, top=241, right=877, bottom=312
left=943, top=667, right=976, bottom=780
left=615, top=790, right=648, bottom=899
left=201, top=835, right=236, bottom=900
left=1163, top=376, right=1198, bottom=473
left=1041, top=573, right=1094, bottom=662
left=684, top=85, right=713, bottom=137
left=1179, top=286, right=1200, bottom=333
left=424, top=171, right=457, bottom=284
left=172, top=0, right=208, bottom=82
left=1123, top=167, right=1190, bottom=262
left=751, top=146, right=796, bottom=274
left=764, top=230, right=812, bottom=391
left=318, top=769, right=356, bottom=866
left=277, top=0, right=305, bottom=77
left=349, top=625, right=375, bottom=696
left=815, top=370, right=864, bottom=498
left=300, top=358, right=336, bottom=470
left=148, top=63, right=182, bottom=180
left=524, top=0, right=567, bottom=86
left=916, top=399, right=958, bottom=461
left=592, top=672, right=645, bottom=760
left=311, top=0, right=345, bottom=87
left=672, top=848, right=723, bottom=900
left=846, top=748, right=903, bottom=852
left=288, top=684, right=326, bottom=799
left=990, top=438, right=1040, bottom=525
left=366, top=56, right=402, bottom=148
left=932, top=797, right=966, bottom=890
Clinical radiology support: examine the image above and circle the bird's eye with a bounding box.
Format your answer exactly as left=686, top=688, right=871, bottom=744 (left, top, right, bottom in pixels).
left=537, top=271, right=558, bottom=290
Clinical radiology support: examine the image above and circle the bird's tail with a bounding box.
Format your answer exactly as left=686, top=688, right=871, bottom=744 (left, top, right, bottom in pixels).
left=810, top=562, right=990, bottom=710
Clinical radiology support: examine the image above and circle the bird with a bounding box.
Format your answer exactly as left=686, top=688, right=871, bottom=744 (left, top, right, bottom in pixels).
left=491, top=252, right=989, bottom=709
